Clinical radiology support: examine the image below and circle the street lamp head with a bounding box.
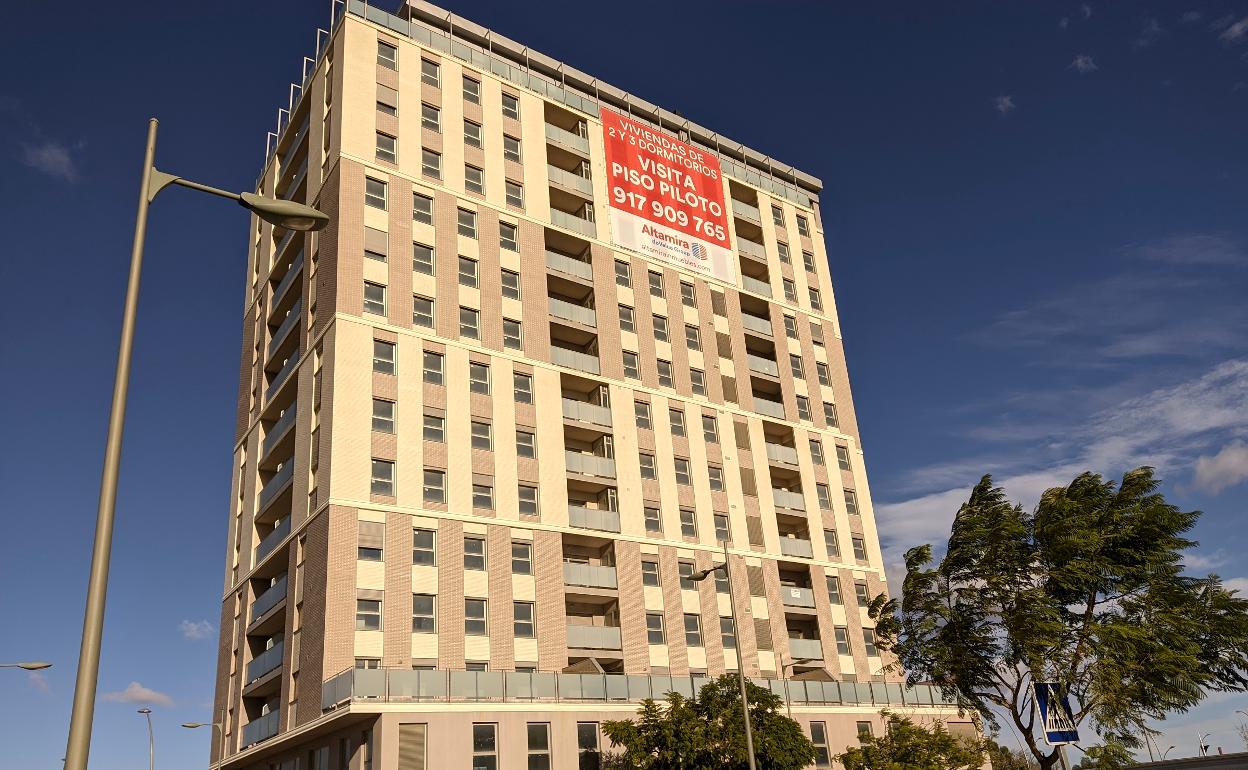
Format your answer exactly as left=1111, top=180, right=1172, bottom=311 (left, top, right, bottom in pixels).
left=238, top=193, right=330, bottom=231
left=182, top=723, right=208, bottom=729
left=690, top=564, right=727, bottom=582
left=137, top=708, right=152, bottom=715
left=16, top=661, right=52, bottom=670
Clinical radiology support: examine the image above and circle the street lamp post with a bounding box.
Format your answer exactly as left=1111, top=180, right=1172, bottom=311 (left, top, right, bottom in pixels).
left=780, top=656, right=818, bottom=719
left=0, top=662, right=52, bottom=670
left=137, top=708, right=154, bottom=770
left=1162, top=746, right=1175, bottom=760
left=690, top=540, right=757, bottom=770
left=62, top=118, right=329, bottom=770
left=1197, top=732, right=1211, bottom=757
left=183, top=715, right=226, bottom=765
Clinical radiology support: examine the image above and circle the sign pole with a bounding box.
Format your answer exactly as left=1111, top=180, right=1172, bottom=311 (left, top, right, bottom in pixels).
left=1057, top=745, right=1072, bottom=770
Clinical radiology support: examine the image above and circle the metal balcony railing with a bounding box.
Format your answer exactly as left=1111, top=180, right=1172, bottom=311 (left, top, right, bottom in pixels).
left=566, top=624, right=623, bottom=650
left=254, top=517, right=291, bottom=565
left=264, top=349, right=300, bottom=404
left=548, top=296, right=597, bottom=327
left=563, top=562, right=618, bottom=590
left=561, top=398, right=611, bottom=427
left=779, top=537, right=814, bottom=559
left=565, top=451, right=616, bottom=479
left=269, top=253, right=304, bottom=313
left=246, top=640, right=285, bottom=684
left=250, top=574, right=289, bottom=624
left=260, top=402, right=297, bottom=462
left=545, top=250, right=593, bottom=281
left=320, top=667, right=957, bottom=711
left=266, top=298, right=303, bottom=359
left=568, top=505, right=620, bottom=533
left=257, top=462, right=294, bottom=514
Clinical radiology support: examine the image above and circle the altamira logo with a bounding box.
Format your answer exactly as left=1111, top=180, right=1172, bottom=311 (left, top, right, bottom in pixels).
left=641, top=223, right=708, bottom=261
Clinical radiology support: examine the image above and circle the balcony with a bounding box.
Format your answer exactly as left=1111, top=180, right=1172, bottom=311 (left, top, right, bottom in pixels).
left=781, top=586, right=816, bottom=609
left=566, top=624, right=623, bottom=650
left=738, top=238, right=766, bottom=261
left=269, top=253, right=304, bottom=314
left=266, top=299, right=303, bottom=360
left=566, top=451, right=616, bottom=479
left=546, top=249, right=594, bottom=281
left=753, top=396, right=785, bottom=419
left=551, top=346, right=600, bottom=375
left=254, top=517, right=291, bottom=565
left=260, top=402, right=298, bottom=463
left=278, top=158, right=307, bottom=201
left=563, top=562, right=618, bottom=590
left=545, top=123, right=591, bottom=155
left=247, top=640, right=285, bottom=684
left=772, top=488, right=806, bottom=512
left=765, top=443, right=798, bottom=466
left=562, top=398, right=611, bottom=427
left=747, top=353, right=779, bottom=377
left=264, top=349, right=301, bottom=404
left=741, top=313, right=772, bottom=337
left=788, top=637, right=825, bottom=660
left=548, top=296, right=597, bottom=327
left=548, top=165, right=593, bottom=197
left=568, top=505, right=620, bottom=533
left=779, top=537, right=814, bottom=559
left=551, top=208, right=596, bottom=237
left=742, top=274, right=771, bottom=297
left=241, top=709, right=280, bottom=747
left=257, top=462, right=295, bottom=516
left=732, top=199, right=763, bottom=225
left=250, top=574, right=289, bottom=624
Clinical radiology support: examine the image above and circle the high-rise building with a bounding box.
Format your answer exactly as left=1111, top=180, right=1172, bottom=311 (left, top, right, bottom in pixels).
left=213, top=2, right=964, bottom=768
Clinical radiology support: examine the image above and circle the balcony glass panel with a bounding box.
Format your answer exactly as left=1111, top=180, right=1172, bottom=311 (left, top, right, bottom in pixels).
left=779, top=537, right=813, bottom=558
left=548, top=296, right=597, bottom=326
left=563, top=562, right=618, bottom=589
left=567, top=505, right=620, bottom=533
left=565, top=451, right=616, bottom=479
left=246, top=640, right=284, bottom=683
left=241, top=710, right=280, bottom=747
left=250, top=574, right=289, bottom=623
left=545, top=250, right=593, bottom=280
left=788, top=637, right=824, bottom=660
left=561, top=398, right=611, bottom=427
left=566, top=624, right=622, bottom=650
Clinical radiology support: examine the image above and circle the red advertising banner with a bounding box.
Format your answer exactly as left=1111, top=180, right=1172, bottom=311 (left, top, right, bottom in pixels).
left=601, top=108, right=736, bottom=283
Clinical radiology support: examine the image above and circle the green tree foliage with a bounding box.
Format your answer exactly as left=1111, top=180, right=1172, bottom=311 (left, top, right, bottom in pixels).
left=872, top=468, right=1248, bottom=770
left=985, top=736, right=1040, bottom=770
left=601, top=675, right=817, bottom=770
left=1072, top=740, right=1136, bottom=770
left=837, top=712, right=984, bottom=770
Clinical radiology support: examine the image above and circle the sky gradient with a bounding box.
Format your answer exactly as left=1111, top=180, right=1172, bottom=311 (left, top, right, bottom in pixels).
left=1, top=2, right=1246, bottom=768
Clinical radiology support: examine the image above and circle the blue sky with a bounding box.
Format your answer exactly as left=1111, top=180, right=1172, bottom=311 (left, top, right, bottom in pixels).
left=1, top=2, right=1246, bottom=768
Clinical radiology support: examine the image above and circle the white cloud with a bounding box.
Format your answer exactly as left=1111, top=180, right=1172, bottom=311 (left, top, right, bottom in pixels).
left=1225, top=577, right=1248, bottom=595
left=1131, top=234, right=1246, bottom=265
left=1070, top=54, right=1098, bottom=73
left=28, top=671, right=49, bottom=693
left=19, top=140, right=82, bottom=183
left=1193, top=440, right=1248, bottom=495
left=1181, top=11, right=1203, bottom=24
left=1081, top=4, right=1093, bottom=20
left=994, top=95, right=1016, bottom=115
left=179, top=619, right=214, bottom=640
left=102, top=681, right=173, bottom=706
left=1219, top=16, right=1248, bottom=43
left=1135, top=18, right=1164, bottom=48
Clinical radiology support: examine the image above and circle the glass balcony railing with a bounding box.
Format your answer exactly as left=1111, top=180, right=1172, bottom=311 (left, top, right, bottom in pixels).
left=788, top=637, right=825, bottom=660
left=257, top=461, right=294, bottom=514
left=772, top=488, right=807, bottom=512
left=548, top=296, right=597, bottom=327
left=250, top=574, right=289, bottom=624
left=566, top=624, right=623, bottom=650
left=741, top=274, right=771, bottom=297
left=254, top=517, right=291, bottom=565
left=550, top=346, right=600, bottom=374
left=747, top=353, right=779, bottom=377
left=547, top=164, right=593, bottom=196
left=264, top=349, right=301, bottom=403
left=269, top=253, right=304, bottom=312
left=260, top=402, right=297, bottom=462
left=246, top=640, right=285, bottom=684
left=545, top=250, right=593, bottom=281
left=765, top=443, right=799, bottom=465
left=550, top=208, right=596, bottom=237
left=738, top=238, right=766, bottom=261
left=779, top=537, right=814, bottom=559
left=731, top=199, right=762, bottom=224
left=544, top=123, right=591, bottom=155
left=753, top=396, right=786, bottom=419
left=563, top=562, right=618, bottom=590
left=741, top=313, right=772, bottom=336
left=241, top=709, right=280, bottom=747
left=266, top=299, right=303, bottom=360
left=565, top=451, right=616, bottom=479
left=320, top=666, right=956, bottom=711
left=561, top=398, right=611, bottom=427
left=568, top=505, right=620, bottom=533
left=781, top=586, right=816, bottom=608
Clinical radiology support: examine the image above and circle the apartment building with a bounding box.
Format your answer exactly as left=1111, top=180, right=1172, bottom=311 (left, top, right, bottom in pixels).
left=212, top=1, right=965, bottom=768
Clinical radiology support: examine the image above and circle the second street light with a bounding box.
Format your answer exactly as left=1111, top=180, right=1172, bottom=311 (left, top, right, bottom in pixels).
left=0, top=662, right=52, bottom=670
left=62, top=118, right=329, bottom=770
left=183, top=716, right=226, bottom=764
left=690, top=540, right=757, bottom=770
left=137, top=708, right=154, bottom=770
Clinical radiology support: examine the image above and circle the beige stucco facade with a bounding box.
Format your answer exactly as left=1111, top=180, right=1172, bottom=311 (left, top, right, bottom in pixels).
left=211, top=2, right=967, bottom=768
